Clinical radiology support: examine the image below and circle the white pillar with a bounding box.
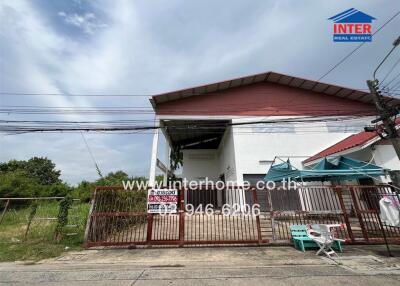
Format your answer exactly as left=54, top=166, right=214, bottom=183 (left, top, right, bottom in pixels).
left=163, top=141, right=171, bottom=186
left=149, top=120, right=159, bottom=188
left=231, top=125, right=245, bottom=207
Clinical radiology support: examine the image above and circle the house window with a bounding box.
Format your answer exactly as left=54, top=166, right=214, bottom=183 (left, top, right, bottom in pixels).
left=326, top=121, right=364, bottom=133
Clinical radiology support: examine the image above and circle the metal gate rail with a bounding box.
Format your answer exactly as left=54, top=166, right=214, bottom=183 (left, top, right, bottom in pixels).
left=84, top=185, right=400, bottom=248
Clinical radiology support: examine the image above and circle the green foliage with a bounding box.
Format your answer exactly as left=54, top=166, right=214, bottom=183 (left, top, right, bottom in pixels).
left=0, top=155, right=153, bottom=261
left=0, top=202, right=89, bottom=262
left=0, top=169, right=71, bottom=198
left=0, top=160, right=25, bottom=173
left=54, top=197, right=73, bottom=241
left=0, top=157, right=67, bottom=198
left=170, top=146, right=183, bottom=171
left=0, top=157, right=61, bottom=185
left=0, top=157, right=150, bottom=203
left=24, top=157, right=61, bottom=185
left=71, top=173, right=149, bottom=202
left=98, top=170, right=130, bottom=185
left=95, top=189, right=147, bottom=212
left=27, top=202, right=38, bottom=222
left=0, top=169, right=42, bottom=198
left=24, top=202, right=38, bottom=240
left=70, top=180, right=94, bottom=202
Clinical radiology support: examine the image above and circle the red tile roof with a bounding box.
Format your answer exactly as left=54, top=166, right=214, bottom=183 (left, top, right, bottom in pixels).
left=304, top=118, right=400, bottom=164
left=303, top=132, right=378, bottom=164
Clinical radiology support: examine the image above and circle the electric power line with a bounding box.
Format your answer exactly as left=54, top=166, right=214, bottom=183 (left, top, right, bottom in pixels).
left=379, top=55, right=400, bottom=85
left=0, top=115, right=375, bottom=134
left=80, top=131, right=104, bottom=178
left=318, top=10, right=400, bottom=81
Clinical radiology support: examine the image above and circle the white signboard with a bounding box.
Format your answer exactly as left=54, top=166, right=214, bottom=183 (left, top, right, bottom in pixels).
left=147, top=189, right=178, bottom=214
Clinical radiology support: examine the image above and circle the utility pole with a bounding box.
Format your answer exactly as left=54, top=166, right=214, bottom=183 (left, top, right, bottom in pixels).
left=367, top=79, right=400, bottom=160
left=366, top=37, right=400, bottom=258
left=366, top=36, right=400, bottom=161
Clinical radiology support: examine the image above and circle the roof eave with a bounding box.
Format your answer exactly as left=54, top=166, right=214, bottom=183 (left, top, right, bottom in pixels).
left=150, top=71, right=400, bottom=109
left=303, top=135, right=382, bottom=166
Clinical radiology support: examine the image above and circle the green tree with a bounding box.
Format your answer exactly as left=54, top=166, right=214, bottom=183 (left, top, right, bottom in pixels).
left=0, top=157, right=61, bottom=185
left=0, top=169, right=43, bottom=197
left=98, top=171, right=130, bottom=185
left=0, top=160, right=25, bottom=173
left=0, top=157, right=65, bottom=198
left=70, top=180, right=95, bottom=202
left=25, top=157, right=61, bottom=185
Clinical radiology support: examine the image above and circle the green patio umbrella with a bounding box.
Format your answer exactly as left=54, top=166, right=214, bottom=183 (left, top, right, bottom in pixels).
left=264, top=156, right=385, bottom=182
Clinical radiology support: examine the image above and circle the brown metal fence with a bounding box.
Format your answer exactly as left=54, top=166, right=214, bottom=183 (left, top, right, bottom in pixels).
left=349, top=185, right=400, bottom=242
left=84, top=185, right=400, bottom=248
left=85, top=187, right=264, bottom=247
left=267, top=187, right=351, bottom=242
left=183, top=187, right=263, bottom=245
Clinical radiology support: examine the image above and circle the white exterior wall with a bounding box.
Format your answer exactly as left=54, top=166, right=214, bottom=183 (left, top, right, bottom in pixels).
left=182, top=149, right=219, bottom=182
left=232, top=116, right=361, bottom=183
left=181, top=127, right=237, bottom=182
left=373, top=145, right=400, bottom=171
left=217, top=127, right=237, bottom=182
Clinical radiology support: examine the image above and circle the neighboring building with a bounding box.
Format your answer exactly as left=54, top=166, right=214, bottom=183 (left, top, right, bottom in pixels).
left=303, top=119, right=400, bottom=184
left=148, top=71, right=400, bottom=187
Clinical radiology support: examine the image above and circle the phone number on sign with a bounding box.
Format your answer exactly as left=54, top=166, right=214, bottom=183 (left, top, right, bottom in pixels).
left=156, top=203, right=261, bottom=216
left=186, top=203, right=260, bottom=216
left=159, top=203, right=260, bottom=216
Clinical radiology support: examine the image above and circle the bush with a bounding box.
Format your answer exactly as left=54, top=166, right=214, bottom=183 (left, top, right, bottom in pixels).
left=0, top=157, right=151, bottom=203
left=0, top=157, right=67, bottom=198
left=0, top=170, right=43, bottom=198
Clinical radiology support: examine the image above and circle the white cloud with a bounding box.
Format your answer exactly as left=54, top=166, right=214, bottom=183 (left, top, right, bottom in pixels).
left=0, top=0, right=152, bottom=183
left=58, top=11, right=107, bottom=35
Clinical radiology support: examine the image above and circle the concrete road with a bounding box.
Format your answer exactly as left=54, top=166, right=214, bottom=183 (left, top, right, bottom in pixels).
left=1, top=245, right=399, bottom=285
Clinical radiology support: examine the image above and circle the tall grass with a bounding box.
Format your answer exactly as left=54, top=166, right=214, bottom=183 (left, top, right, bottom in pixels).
left=0, top=200, right=89, bottom=262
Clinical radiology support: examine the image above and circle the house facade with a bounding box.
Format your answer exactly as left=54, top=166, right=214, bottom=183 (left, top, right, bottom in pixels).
left=148, top=71, right=400, bottom=188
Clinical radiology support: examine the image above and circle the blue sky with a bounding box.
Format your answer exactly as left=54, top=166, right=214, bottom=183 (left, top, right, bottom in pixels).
left=0, top=0, right=399, bottom=184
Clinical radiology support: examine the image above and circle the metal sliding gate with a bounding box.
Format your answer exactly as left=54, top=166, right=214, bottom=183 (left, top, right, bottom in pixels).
left=84, top=185, right=400, bottom=248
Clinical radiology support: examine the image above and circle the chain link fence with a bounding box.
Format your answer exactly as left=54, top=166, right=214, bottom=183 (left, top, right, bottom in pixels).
left=0, top=197, right=89, bottom=244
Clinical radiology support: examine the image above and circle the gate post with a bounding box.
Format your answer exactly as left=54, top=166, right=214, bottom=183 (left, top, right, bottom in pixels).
left=84, top=189, right=97, bottom=247
left=266, top=189, right=276, bottom=241
left=178, top=188, right=185, bottom=247
left=335, top=187, right=355, bottom=243
left=252, top=188, right=263, bottom=245
left=0, top=199, right=10, bottom=225
left=349, top=187, right=369, bottom=242
left=146, top=214, right=153, bottom=247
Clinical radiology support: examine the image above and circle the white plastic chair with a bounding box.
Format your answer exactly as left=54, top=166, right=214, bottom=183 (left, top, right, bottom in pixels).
left=307, top=224, right=344, bottom=259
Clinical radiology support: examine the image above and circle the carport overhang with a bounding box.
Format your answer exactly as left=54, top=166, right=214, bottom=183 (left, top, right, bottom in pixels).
left=149, top=118, right=230, bottom=187
left=160, top=119, right=230, bottom=150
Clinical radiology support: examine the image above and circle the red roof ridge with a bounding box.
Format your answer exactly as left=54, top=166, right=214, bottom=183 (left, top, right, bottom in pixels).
left=304, top=118, right=400, bottom=164
left=151, top=70, right=369, bottom=100
left=150, top=70, right=400, bottom=110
